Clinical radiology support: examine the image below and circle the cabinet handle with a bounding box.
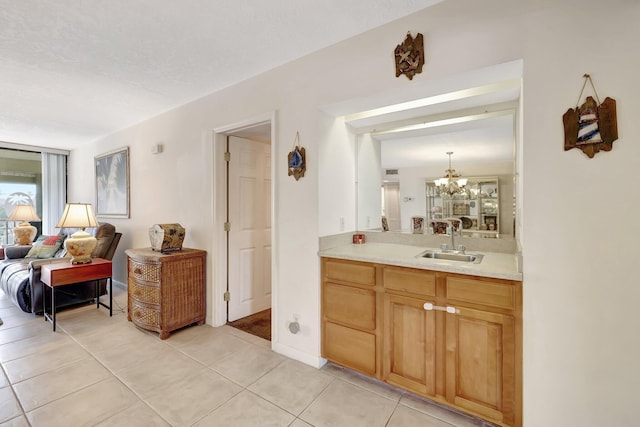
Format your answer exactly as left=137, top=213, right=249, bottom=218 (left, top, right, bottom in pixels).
left=423, top=302, right=460, bottom=314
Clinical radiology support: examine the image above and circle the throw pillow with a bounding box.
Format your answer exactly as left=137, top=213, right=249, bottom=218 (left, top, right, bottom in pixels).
left=26, top=235, right=65, bottom=259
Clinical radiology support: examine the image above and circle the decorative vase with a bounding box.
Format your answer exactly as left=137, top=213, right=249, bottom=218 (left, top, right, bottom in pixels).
left=64, top=230, right=97, bottom=264
left=149, top=224, right=185, bottom=253
left=13, top=223, right=37, bottom=245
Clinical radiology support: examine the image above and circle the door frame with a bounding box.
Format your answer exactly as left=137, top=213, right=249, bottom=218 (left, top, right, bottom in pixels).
left=211, top=112, right=278, bottom=338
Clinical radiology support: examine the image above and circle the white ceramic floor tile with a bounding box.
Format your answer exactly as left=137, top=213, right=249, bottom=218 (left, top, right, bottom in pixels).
left=226, top=325, right=272, bottom=348
left=193, top=390, right=295, bottom=427
left=399, top=393, right=481, bottom=427
left=3, top=341, right=91, bottom=384
left=26, top=378, right=139, bottom=427
left=321, top=362, right=403, bottom=401
left=116, top=348, right=207, bottom=397
left=13, top=357, right=111, bottom=411
left=300, top=379, right=398, bottom=427
left=89, top=332, right=168, bottom=373
left=172, top=328, right=254, bottom=367
left=73, top=320, right=160, bottom=355
left=0, top=332, right=74, bottom=363
left=0, top=387, right=22, bottom=424
left=144, top=368, right=243, bottom=426
left=388, top=404, right=461, bottom=426
left=249, top=358, right=334, bottom=415
left=94, top=401, right=171, bottom=427
left=0, top=414, right=29, bottom=427
left=210, top=345, right=286, bottom=387
left=0, top=320, right=53, bottom=346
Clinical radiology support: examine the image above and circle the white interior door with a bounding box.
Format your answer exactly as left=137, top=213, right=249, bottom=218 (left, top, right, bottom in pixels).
left=228, top=136, right=272, bottom=321
left=383, top=182, right=401, bottom=231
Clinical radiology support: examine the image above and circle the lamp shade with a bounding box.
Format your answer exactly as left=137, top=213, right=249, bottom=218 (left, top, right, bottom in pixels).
left=55, top=203, right=99, bottom=264
left=8, top=204, right=40, bottom=245
left=55, top=203, right=99, bottom=229
left=8, top=204, right=40, bottom=222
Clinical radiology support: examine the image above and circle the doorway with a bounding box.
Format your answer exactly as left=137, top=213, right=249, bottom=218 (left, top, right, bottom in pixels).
left=215, top=119, right=274, bottom=341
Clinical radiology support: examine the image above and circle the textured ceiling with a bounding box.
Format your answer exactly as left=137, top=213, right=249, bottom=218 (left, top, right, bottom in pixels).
left=0, top=0, right=443, bottom=149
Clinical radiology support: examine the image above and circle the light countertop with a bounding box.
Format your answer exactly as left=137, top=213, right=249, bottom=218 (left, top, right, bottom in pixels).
left=319, top=243, right=522, bottom=281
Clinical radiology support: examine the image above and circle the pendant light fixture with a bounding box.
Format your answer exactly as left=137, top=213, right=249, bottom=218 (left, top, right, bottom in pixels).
left=434, top=152, right=467, bottom=197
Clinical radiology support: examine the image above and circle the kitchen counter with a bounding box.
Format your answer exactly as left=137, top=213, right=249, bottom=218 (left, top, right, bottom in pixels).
left=318, top=243, right=522, bottom=281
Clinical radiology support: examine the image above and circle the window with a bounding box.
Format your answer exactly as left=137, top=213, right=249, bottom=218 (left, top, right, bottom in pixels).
left=0, top=147, right=67, bottom=245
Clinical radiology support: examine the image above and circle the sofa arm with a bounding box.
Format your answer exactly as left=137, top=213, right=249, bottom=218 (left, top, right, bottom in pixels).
left=5, top=245, right=32, bottom=259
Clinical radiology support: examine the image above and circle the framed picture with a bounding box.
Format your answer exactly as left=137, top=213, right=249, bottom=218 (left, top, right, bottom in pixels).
left=95, top=147, right=130, bottom=218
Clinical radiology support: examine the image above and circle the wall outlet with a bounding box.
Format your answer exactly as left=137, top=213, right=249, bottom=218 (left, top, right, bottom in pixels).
left=339, top=217, right=345, bottom=231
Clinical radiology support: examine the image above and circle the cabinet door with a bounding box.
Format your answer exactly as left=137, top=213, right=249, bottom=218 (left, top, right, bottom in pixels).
left=445, top=306, right=516, bottom=426
left=383, top=293, right=436, bottom=397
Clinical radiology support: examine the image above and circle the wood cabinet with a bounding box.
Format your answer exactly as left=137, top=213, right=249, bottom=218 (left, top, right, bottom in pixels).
left=321, top=258, right=380, bottom=377
left=321, top=258, right=522, bottom=427
left=126, top=248, right=206, bottom=339
left=443, top=274, right=520, bottom=426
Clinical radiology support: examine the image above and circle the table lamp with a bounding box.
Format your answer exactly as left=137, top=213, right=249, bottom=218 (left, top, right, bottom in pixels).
left=8, top=204, right=40, bottom=245
left=55, top=203, right=99, bottom=264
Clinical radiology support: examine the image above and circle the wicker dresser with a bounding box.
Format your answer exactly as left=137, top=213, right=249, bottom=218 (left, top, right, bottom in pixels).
left=125, top=248, right=206, bottom=339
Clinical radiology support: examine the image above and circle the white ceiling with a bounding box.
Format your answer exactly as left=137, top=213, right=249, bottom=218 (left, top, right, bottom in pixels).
left=0, top=0, right=444, bottom=150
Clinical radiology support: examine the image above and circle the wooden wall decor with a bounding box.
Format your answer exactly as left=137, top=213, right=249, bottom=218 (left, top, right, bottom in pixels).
left=394, top=32, right=424, bottom=80
left=563, top=74, right=618, bottom=158
left=288, top=131, right=306, bottom=180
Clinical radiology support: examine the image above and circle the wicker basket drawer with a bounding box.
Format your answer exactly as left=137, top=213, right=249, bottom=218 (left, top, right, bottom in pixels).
left=129, top=280, right=160, bottom=306
left=130, top=300, right=160, bottom=329
left=129, top=260, right=160, bottom=283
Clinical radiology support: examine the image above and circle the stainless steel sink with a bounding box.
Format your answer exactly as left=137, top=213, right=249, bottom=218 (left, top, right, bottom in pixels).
left=418, top=251, right=483, bottom=264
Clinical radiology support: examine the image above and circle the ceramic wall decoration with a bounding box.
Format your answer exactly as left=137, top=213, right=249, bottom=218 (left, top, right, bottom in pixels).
left=288, top=131, right=306, bottom=180
left=563, top=74, right=618, bottom=158
left=394, top=32, right=424, bottom=80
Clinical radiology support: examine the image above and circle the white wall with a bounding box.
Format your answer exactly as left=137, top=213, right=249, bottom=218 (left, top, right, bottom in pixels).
left=66, top=1, right=640, bottom=425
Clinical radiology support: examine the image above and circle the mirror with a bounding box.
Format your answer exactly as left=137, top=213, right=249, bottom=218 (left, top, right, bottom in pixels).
left=354, top=96, right=518, bottom=239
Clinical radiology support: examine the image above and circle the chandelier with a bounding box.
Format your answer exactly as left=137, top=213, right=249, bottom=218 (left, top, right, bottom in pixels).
left=434, top=152, right=467, bottom=197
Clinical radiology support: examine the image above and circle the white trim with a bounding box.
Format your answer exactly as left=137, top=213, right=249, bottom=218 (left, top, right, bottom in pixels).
left=211, top=112, right=278, bottom=339
left=272, top=342, right=327, bottom=369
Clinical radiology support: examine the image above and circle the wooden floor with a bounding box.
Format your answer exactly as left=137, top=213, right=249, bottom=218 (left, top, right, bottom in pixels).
left=228, top=309, right=271, bottom=341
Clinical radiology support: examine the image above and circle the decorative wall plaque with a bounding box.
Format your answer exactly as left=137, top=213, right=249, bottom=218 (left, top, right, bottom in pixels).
left=563, top=74, right=618, bottom=158
left=288, top=131, right=306, bottom=180
left=394, top=32, right=424, bottom=80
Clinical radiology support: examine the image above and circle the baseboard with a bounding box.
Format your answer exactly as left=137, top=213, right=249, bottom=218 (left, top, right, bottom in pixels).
left=272, top=342, right=327, bottom=369
left=113, top=280, right=126, bottom=290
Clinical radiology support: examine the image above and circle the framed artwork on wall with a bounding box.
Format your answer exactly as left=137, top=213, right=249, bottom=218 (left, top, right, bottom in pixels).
left=95, top=147, right=130, bottom=218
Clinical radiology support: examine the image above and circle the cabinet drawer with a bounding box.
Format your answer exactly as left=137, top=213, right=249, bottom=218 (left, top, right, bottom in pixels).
left=323, top=321, right=376, bottom=375
left=383, top=267, right=436, bottom=297
left=129, top=279, right=160, bottom=305
left=130, top=300, right=160, bottom=329
left=323, top=283, right=376, bottom=330
left=446, top=276, right=515, bottom=310
left=324, top=259, right=375, bottom=286
left=129, top=260, right=161, bottom=283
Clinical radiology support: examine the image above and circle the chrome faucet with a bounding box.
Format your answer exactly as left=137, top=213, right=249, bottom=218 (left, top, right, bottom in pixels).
left=441, top=218, right=465, bottom=253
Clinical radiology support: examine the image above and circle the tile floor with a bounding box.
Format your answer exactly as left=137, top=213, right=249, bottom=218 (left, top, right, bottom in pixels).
left=0, top=286, right=493, bottom=427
